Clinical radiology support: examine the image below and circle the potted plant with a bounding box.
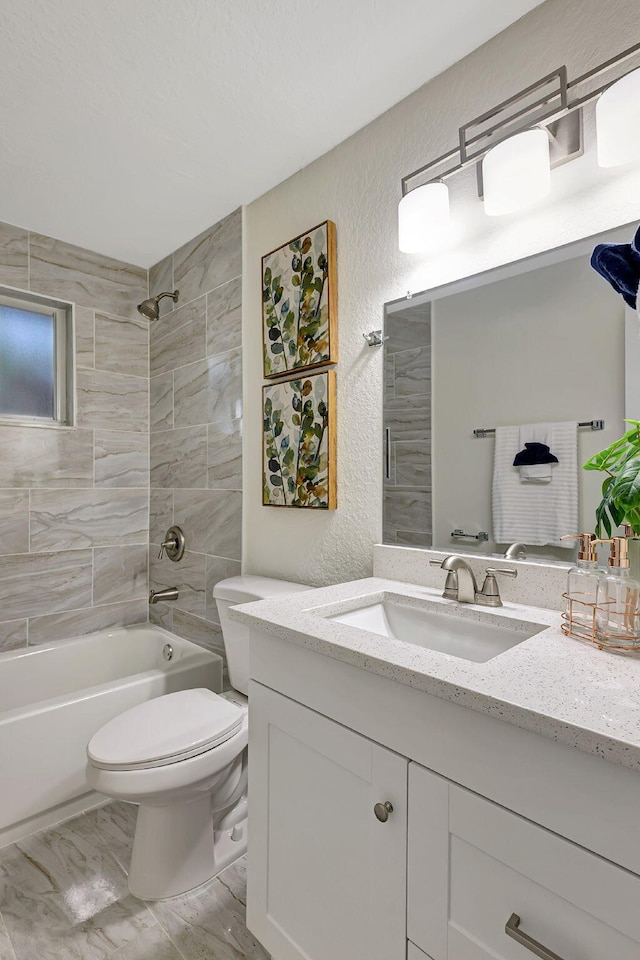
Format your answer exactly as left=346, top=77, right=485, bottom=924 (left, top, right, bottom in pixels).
left=583, top=420, right=640, bottom=540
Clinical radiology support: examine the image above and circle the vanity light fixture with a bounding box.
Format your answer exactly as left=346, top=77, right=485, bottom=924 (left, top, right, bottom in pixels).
left=482, top=128, right=551, bottom=217
left=399, top=40, right=640, bottom=248
left=596, top=66, right=640, bottom=167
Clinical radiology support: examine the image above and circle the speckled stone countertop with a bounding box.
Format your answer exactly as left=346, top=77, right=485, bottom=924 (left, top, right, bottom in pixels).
left=230, top=577, right=640, bottom=772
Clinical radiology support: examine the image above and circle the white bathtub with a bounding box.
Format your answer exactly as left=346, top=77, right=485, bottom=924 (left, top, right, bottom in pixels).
left=0, top=625, right=222, bottom=845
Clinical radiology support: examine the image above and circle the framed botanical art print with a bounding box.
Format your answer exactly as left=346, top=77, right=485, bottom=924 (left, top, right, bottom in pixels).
left=262, top=220, right=337, bottom=378
left=263, top=370, right=336, bottom=509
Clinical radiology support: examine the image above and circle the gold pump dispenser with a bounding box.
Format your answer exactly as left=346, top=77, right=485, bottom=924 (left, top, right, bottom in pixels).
left=593, top=537, right=640, bottom=648
left=561, top=532, right=600, bottom=638
left=592, top=537, right=630, bottom=568
left=560, top=533, right=597, bottom=561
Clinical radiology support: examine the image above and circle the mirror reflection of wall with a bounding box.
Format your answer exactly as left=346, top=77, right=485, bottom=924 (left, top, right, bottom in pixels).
left=383, top=224, right=633, bottom=562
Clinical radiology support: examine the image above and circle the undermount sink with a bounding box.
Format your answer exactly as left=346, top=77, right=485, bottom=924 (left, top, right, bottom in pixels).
left=326, top=594, right=545, bottom=663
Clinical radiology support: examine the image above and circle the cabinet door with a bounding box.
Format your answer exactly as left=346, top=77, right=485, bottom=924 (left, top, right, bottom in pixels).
left=248, top=682, right=408, bottom=960
left=408, top=762, right=640, bottom=960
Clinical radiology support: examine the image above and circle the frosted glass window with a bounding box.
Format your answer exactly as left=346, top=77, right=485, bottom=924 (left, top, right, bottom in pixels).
left=0, top=305, right=56, bottom=418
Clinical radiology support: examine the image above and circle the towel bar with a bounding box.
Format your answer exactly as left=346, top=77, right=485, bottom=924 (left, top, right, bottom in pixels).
left=474, top=419, right=604, bottom=438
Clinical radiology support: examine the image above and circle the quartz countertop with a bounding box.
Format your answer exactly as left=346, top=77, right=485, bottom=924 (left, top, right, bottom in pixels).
left=230, top=577, right=640, bottom=772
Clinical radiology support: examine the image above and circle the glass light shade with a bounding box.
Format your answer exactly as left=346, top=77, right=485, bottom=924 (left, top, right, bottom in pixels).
left=482, top=128, right=551, bottom=217
left=398, top=182, right=450, bottom=253
left=596, top=68, right=640, bottom=168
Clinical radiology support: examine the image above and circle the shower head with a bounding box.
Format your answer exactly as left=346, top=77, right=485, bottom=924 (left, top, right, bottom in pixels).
left=137, top=289, right=179, bottom=321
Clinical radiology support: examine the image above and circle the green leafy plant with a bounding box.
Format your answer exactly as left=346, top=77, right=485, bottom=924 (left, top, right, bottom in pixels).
left=583, top=420, right=640, bottom=536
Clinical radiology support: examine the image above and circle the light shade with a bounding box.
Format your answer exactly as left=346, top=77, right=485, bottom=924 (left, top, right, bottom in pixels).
left=596, top=67, right=640, bottom=168
left=482, top=128, right=551, bottom=217
left=398, top=182, right=450, bottom=253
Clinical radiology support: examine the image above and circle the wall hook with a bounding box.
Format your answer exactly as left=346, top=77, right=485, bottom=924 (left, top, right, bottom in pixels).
left=363, top=330, right=389, bottom=347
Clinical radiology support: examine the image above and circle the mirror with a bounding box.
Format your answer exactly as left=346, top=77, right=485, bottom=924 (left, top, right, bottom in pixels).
left=382, top=223, right=638, bottom=562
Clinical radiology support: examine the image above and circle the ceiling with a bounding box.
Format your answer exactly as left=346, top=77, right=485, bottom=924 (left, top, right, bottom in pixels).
left=0, top=0, right=545, bottom=267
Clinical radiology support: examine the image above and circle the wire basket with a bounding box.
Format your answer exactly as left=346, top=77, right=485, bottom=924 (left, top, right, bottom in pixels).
left=561, top=593, right=640, bottom=653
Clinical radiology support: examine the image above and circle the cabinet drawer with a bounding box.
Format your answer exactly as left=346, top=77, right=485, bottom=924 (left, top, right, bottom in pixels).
left=409, top=762, right=640, bottom=960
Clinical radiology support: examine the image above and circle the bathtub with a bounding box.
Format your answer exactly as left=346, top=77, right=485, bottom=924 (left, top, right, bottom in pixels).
left=0, top=625, right=222, bottom=845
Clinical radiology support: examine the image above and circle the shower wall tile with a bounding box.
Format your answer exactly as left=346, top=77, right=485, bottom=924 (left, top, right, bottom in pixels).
left=149, top=252, right=174, bottom=318
left=0, top=619, right=28, bottom=653
left=149, top=601, right=173, bottom=631
left=207, top=419, right=242, bottom=490
left=173, top=347, right=242, bottom=427
left=0, top=218, right=150, bottom=646
left=95, top=312, right=149, bottom=378
left=173, top=608, right=225, bottom=659
left=75, top=305, right=95, bottom=367
left=206, top=275, right=242, bottom=357
left=30, top=489, right=148, bottom=552
left=173, top=489, right=242, bottom=560
left=151, top=372, right=174, bottom=430
left=0, top=550, right=93, bottom=621
left=394, top=442, right=431, bottom=487
left=0, top=425, right=94, bottom=488
left=149, top=547, right=206, bottom=617
left=93, top=545, right=148, bottom=605
left=27, top=599, right=148, bottom=646
left=394, top=345, right=431, bottom=396
left=0, top=491, right=29, bottom=556
left=94, top=430, right=149, bottom=487
left=151, top=425, right=208, bottom=488
left=173, top=208, right=241, bottom=306
left=0, top=221, right=28, bottom=289
left=29, top=232, right=147, bottom=318
left=77, top=368, right=148, bottom=432
left=150, top=488, right=173, bottom=544
left=150, top=296, right=206, bottom=376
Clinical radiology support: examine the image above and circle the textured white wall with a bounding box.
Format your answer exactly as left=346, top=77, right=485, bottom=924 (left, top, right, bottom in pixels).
left=243, top=0, right=640, bottom=586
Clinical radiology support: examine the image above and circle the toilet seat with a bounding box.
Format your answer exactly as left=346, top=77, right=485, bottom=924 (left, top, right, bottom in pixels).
left=87, top=688, right=243, bottom=771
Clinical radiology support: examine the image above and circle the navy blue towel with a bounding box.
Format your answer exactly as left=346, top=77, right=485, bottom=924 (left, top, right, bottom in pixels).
left=591, top=223, right=640, bottom=309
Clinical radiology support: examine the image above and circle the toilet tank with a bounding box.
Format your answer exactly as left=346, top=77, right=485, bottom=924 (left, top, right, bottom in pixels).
left=213, top=576, right=310, bottom=695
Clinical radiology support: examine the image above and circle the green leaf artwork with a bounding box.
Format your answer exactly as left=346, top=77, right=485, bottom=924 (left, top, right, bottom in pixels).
left=262, top=221, right=337, bottom=378
left=263, top=371, right=336, bottom=509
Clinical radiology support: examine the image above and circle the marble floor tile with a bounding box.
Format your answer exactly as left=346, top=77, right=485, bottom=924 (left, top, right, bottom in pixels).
left=94, top=431, right=149, bottom=488
left=0, top=425, right=94, bottom=488
left=150, top=297, right=206, bottom=377
left=206, top=276, right=242, bottom=357
left=150, top=867, right=268, bottom=960
left=0, top=819, right=156, bottom=960
left=93, top=545, right=148, bottom=605
left=94, top=313, right=149, bottom=379
left=173, top=209, right=241, bottom=307
left=207, top=419, right=242, bottom=490
left=0, top=491, right=29, bottom=556
left=76, top=369, right=148, bottom=434
left=0, top=221, right=28, bottom=289
left=109, top=925, right=183, bottom=960
left=29, top=233, right=147, bottom=319
left=30, top=489, right=148, bottom=552
left=0, top=619, right=27, bottom=654
left=82, top=803, right=137, bottom=875
left=27, top=599, right=147, bottom=646
left=0, top=550, right=92, bottom=621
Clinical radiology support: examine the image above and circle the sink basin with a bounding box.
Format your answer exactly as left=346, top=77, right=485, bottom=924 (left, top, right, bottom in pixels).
left=326, top=595, right=545, bottom=663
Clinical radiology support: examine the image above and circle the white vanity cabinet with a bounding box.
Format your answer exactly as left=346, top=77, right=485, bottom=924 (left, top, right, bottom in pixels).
left=248, top=682, right=408, bottom=960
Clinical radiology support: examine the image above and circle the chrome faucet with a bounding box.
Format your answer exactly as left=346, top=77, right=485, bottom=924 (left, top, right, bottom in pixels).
left=149, top=586, right=179, bottom=604
left=430, top=555, right=517, bottom=607
left=505, top=542, right=528, bottom=560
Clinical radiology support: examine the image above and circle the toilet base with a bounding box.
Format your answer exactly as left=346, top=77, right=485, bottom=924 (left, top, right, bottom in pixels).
left=128, top=796, right=247, bottom=900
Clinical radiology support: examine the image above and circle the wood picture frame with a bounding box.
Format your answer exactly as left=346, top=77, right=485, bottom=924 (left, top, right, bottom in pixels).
left=262, top=369, right=337, bottom=509
left=262, top=220, right=337, bottom=379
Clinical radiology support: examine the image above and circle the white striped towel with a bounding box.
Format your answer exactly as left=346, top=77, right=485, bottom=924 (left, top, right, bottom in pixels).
left=492, top=421, right=578, bottom=548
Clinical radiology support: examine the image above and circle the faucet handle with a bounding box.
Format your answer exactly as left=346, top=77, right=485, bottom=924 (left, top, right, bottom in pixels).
left=429, top=559, right=445, bottom=568
left=478, top=567, right=517, bottom=608
left=485, top=567, right=518, bottom=578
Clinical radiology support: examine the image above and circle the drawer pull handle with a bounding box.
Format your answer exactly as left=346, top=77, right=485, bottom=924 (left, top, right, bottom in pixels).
left=505, top=914, right=566, bottom=960
left=374, top=801, right=393, bottom=822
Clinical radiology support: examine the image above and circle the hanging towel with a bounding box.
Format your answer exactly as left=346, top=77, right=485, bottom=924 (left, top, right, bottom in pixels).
left=518, top=422, right=556, bottom=483
left=492, top=422, right=578, bottom=548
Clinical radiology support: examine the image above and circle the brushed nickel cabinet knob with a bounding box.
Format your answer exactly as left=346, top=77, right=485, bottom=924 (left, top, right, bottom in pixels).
left=374, top=801, right=393, bottom=822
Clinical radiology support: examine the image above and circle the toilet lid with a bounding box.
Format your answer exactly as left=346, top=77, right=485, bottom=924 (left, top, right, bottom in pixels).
left=87, top=689, right=243, bottom=771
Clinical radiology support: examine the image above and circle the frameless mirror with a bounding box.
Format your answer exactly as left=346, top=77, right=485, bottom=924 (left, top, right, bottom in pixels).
left=382, top=223, right=638, bottom=562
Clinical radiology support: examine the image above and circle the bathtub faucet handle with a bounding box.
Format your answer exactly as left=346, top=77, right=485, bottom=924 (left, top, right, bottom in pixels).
left=157, top=526, right=186, bottom=562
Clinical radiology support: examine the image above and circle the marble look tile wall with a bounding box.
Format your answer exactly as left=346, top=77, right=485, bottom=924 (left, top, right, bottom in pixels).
left=0, top=220, right=149, bottom=651
left=148, top=209, right=242, bottom=672
left=383, top=303, right=432, bottom=547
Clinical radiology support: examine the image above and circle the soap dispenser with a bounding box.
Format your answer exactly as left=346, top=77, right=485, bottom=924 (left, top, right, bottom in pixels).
left=560, top=533, right=600, bottom=635
left=593, top=537, right=640, bottom=649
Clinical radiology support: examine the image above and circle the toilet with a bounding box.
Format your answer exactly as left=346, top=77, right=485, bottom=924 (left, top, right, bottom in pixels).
left=86, top=575, right=309, bottom=900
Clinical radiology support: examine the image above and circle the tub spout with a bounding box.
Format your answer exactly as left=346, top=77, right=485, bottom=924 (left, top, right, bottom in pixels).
left=149, top=587, right=179, bottom=604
